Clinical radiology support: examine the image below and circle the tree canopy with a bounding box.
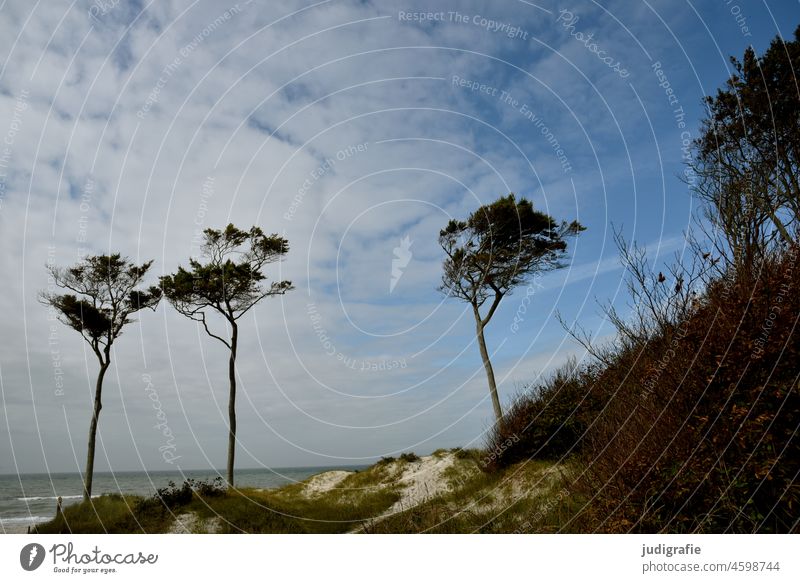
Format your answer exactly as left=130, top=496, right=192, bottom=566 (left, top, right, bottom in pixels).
left=692, top=25, right=800, bottom=259
left=440, top=194, right=584, bottom=314
left=160, top=224, right=292, bottom=341
left=42, top=254, right=162, bottom=362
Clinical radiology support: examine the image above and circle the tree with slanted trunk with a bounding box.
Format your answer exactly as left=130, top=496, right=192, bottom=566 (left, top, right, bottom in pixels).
left=438, top=194, right=584, bottom=423
left=159, top=224, right=292, bottom=488
left=40, top=254, right=161, bottom=501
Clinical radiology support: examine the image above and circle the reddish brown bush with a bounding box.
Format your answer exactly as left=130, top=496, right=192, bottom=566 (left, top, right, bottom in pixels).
left=576, top=247, right=800, bottom=533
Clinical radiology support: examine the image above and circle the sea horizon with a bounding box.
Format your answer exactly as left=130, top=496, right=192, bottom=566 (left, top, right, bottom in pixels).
left=1, top=463, right=373, bottom=478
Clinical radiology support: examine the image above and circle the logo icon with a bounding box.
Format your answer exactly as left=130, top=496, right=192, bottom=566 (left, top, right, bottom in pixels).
left=20, top=543, right=46, bottom=571
left=390, top=235, right=413, bottom=293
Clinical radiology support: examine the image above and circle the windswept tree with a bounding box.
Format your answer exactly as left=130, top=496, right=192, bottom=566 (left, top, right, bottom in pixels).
left=439, top=194, right=584, bottom=422
left=160, top=224, right=292, bottom=488
left=40, top=255, right=161, bottom=501
left=690, top=25, right=800, bottom=265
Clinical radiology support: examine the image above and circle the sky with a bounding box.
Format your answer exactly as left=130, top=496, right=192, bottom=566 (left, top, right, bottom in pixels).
left=0, top=0, right=797, bottom=474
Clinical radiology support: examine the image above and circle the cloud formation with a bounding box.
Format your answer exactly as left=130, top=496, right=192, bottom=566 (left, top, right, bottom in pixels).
left=0, top=0, right=793, bottom=473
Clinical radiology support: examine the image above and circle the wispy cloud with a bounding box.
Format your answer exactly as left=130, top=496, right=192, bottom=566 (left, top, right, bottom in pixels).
left=0, top=0, right=792, bottom=472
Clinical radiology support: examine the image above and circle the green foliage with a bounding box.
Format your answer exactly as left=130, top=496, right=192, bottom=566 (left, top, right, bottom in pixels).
left=34, top=494, right=172, bottom=534
left=451, top=447, right=484, bottom=462
left=439, top=194, right=585, bottom=305
left=190, top=477, right=226, bottom=497
left=159, top=224, right=292, bottom=323
left=155, top=480, right=194, bottom=508
left=132, top=478, right=225, bottom=516
left=398, top=452, right=420, bottom=463
left=35, top=474, right=400, bottom=534
left=691, top=25, right=800, bottom=253
left=40, top=254, right=161, bottom=354
left=31, top=457, right=586, bottom=534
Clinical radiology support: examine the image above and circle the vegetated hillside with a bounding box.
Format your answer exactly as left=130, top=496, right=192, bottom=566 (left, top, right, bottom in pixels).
left=32, top=450, right=578, bottom=534
left=487, top=246, right=800, bottom=533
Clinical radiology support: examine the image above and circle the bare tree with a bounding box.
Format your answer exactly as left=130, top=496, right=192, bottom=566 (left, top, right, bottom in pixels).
left=559, top=228, right=712, bottom=362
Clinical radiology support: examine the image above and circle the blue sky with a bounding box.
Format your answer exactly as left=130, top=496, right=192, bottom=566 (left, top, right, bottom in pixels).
left=0, top=0, right=798, bottom=473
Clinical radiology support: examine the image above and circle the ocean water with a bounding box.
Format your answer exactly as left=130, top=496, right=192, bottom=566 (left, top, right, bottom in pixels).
left=0, top=465, right=367, bottom=532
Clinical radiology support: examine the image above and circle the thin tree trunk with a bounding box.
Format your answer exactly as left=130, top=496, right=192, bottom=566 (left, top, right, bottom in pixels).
left=226, top=323, right=238, bottom=489
left=83, top=361, right=109, bottom=501
left=473, top=309, right=502, bottom=423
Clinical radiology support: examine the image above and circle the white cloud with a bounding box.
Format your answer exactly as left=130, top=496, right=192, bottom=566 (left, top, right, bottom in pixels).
left=0, top=0, right=774, bottom=473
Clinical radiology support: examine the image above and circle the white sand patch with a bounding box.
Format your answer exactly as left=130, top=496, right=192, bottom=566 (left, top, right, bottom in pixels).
left=388, top=453, right=456, bottom=513
left=167, top=512, right=220, bottom=534
left=167, top=513, right=200, bottom=533
left=303, top=470, right=353, bottom=496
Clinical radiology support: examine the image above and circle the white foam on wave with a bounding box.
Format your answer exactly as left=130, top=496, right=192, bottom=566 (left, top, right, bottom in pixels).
left=16, top=495, right=87, bottom=502
left=0, top=516, right=50, bottom=524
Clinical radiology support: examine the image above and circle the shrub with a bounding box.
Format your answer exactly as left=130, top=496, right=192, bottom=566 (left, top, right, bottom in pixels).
left=189, top=477, right=226, bottom=498
left=451, top=447, right=484, bottom=462
left=156, top=480, right=194, bottom=508
left=398, top=452, right=420, bottom=463
left=133, top=478, right=224, bottom=515
left=484, top=358, right=604, bottom=469
left=577, top=247, right=800, bottom=533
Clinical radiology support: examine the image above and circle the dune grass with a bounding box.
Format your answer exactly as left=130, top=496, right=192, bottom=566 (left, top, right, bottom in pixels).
left=34, top=494, right=173, bottom=534
left=32, top=452, right=581, bottom=534
left=34, top=463, right=404, bottom=534
left=362, top=457, right=583, bottom=533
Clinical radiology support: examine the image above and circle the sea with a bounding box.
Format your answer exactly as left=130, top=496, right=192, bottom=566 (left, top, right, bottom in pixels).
left=0, top=465, right=367, bottom=533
